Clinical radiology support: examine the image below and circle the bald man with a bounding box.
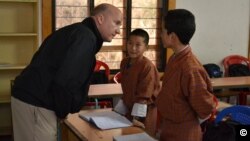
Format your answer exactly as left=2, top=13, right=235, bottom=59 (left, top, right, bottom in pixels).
left=11, top=3, right=122, bottom=141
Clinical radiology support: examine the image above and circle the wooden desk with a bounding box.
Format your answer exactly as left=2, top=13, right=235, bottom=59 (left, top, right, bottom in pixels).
left=63, top=109, right=144, bottom=141
left=88, top=84, right=122, bottom=97
left=87, top=77, right=250, bottom=104
left=211, top=76, right=250, bottom=89
left=88, top=76, right=250, bottom=97
left=88, top=84, right=123, bottom=106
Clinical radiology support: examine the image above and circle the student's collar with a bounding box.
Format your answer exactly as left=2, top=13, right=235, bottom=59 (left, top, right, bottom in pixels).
left=127, top=56, right=143, bottom=68
left=173, top=44, right=190, bottom=56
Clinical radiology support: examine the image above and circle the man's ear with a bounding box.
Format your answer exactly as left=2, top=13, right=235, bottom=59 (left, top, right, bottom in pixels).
left=96, top=14, right=104, bottom=25
left=171, top=33, right=181, bottom=43
left=169, top=32, right=174, bottom=39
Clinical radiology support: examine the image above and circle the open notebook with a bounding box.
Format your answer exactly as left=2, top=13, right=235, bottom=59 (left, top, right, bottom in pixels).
left=113, top=132, right=157, bottom=141
left=79, top=111, right=132, bottom=130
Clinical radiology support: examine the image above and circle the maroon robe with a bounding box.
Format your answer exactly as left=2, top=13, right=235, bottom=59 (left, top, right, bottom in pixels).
left=156, top=47, right=216, bottom=141
left=120, top=56, right=161, bottom=135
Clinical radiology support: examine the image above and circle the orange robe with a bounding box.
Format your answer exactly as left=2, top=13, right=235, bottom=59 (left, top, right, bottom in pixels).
left=120, top=56, right=161, bottom=135
left=156, top=47, right=216, bottom=141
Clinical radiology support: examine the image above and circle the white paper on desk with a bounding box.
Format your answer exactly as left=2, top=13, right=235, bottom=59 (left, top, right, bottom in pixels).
left=113, top=132, right=157, bottom=141
left=114, top=99, right=128, bottom=115
left=131, top=103, right=147, bottom=117
left=79, top=111, right=132, bottom=130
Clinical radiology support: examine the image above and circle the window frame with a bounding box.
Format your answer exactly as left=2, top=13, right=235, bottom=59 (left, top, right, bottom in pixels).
left=50, top=0, right=167, bottom=72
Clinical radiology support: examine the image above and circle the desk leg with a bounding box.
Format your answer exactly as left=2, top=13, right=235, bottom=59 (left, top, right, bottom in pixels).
left=61, top=123, right=68, bottom=141
left=61, top=123, right=81, bottom=141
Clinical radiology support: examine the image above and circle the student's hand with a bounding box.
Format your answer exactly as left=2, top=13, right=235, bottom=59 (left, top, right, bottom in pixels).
left=132, top=118, right=145, bottom=129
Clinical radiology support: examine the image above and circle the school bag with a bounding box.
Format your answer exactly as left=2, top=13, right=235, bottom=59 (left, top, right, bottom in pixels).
left=203, top=63, right=223, bottom=78
left=203, top=120, right=237, bottom=141
left=228, top=64, right=250, bottom=77
left=228, top=64, right=250, bottom=91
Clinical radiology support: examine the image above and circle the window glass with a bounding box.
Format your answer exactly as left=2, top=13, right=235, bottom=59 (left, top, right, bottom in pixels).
left=55, top=0, right=88, bottom=29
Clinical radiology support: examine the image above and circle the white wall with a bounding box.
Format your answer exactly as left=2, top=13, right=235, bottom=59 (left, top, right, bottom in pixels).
left=176, top=0, right=250, bottom=67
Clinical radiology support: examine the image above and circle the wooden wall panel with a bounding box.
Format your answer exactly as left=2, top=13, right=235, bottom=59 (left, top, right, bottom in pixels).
left=42, top=0, right=52, bottom=41
left=166, top=0, right=176, bottom=62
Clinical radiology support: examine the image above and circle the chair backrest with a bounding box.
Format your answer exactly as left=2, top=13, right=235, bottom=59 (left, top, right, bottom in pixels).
left=223, top=55, right=250, bottom=76
left=215, top=105, right=250, bottom=125
left=113, top=72, right=121, bottom=84
left=94, top=60, right=110, bottom=79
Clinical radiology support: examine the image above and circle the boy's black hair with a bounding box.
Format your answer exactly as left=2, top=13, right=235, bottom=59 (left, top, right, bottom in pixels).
left=164, top=9, right=196, bottom=44
left=129, top=28, right=149, bottom=45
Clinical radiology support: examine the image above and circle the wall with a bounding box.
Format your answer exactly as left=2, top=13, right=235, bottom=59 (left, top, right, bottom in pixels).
left=176, top=0, right=250, bottom=68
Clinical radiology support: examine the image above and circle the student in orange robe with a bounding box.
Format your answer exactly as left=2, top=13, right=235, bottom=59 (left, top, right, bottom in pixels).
left=156, top=9, right=216, bottom=141
left=115, top=28, right=161, bottom=136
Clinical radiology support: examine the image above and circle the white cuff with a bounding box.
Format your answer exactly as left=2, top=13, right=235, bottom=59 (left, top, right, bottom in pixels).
left=198, top=114, right=211, bottom=124
left=131, top=103, right=147, bottom=117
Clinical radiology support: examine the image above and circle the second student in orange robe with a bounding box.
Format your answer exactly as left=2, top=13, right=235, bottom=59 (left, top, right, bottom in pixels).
left=156, top=9, right=216, bottom=141
left=118, top=28, right=161, bottom=135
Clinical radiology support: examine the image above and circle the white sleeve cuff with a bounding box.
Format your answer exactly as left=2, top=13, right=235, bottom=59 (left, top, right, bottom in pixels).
left=131, top=103, right=147, bottom=117
left=198, top=114, right=211, bottom=124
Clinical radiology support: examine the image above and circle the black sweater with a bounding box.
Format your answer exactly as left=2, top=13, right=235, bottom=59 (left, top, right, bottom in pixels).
left=12, top=18, right=103, bottom=118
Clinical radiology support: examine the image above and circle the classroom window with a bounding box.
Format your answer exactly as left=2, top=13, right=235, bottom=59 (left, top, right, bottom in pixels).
left=54, top=0, right=165, bottom=70
left=131, top=0, right=162, bottom=67
left=55, top=0, right=89, bottom=30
